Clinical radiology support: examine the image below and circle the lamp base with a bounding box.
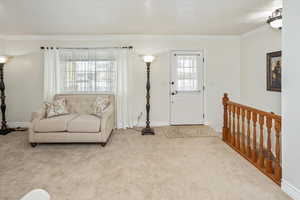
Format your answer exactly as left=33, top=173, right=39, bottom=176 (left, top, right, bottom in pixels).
left=141, top=127, right=155, bottom=135
left=0, top=128, right=14, bottom=135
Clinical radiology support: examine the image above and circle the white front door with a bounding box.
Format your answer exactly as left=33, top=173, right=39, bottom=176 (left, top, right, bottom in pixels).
left=170, top=51, right=205, bottom=125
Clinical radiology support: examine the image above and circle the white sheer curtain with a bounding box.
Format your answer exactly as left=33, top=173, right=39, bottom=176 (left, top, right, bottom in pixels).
left=43, top=48, right=60, bottom=102
left=115, top=49, right=134, bottom=129
left=43, top=47, right=134, bottom=129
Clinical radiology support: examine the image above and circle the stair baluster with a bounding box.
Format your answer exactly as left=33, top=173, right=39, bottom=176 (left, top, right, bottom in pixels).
left=241, top=108, right=246, bottom=154
left=246, top=110, right=251, bottom=158
left=228, top=104, right=232, bottom=143
left=274, top=119, right=281, bottom=182
left=252, top=113, right=258, bottom=162
left=266, top=116, right=273, bottom=173
left=232, top=105, right=236, bottom=146
left=258, top=115, right=265, bottom=168
left=222, top=93, right=281, bottom=185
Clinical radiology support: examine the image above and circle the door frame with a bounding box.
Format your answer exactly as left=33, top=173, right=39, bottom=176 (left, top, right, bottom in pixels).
left=169, top=49, right=207, bottom=125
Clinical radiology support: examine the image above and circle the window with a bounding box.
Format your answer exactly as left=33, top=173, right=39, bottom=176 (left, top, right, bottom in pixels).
left=176, top=55, right=200, bottom=91
left=59, top=49, right=116, bottom=93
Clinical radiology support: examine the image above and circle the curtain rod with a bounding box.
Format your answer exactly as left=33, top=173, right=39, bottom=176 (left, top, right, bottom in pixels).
left=40, top=46, right=133, bottom=50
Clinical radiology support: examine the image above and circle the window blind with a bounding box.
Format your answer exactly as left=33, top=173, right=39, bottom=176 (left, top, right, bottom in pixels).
left=59, top=49, right=116, bottom=93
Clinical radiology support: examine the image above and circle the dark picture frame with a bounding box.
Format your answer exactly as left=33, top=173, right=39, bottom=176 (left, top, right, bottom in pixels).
left=267, top=51, right=281, bottom=92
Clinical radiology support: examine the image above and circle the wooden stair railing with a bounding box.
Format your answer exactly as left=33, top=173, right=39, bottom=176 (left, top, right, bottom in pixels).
left=222, top=93, right=282, bottom=185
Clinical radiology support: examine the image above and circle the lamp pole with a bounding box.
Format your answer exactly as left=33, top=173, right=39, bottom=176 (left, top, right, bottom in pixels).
left=0, top=56, right=13, bottom=135
left=142, top=58, right=155, bottom=135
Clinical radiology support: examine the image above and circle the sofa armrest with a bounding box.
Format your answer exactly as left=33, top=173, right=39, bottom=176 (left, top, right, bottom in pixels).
left=100, top=104, right=115, bottom=142
left=29, top=108, right=45, bottom=143
left=31, top=108, right=46, bottom=122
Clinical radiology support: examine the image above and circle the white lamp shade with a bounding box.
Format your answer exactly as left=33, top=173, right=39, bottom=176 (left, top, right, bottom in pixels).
left=270, top=19, right=282, bottom=29
left=143, top=55, right=155, bottom=63
left=0, top=56, right=8, bottom=64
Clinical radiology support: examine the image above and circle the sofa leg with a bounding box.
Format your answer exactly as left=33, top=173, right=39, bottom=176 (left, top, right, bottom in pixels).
left=30, top=143, right=37, bottom=148
left=100, top=142, right=106, bottom=147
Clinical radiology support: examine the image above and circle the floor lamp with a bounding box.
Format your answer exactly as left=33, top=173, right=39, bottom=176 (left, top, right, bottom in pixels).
left=0, top=56, right=13, bottom=135
left=141, top=55, right=155, bottom=135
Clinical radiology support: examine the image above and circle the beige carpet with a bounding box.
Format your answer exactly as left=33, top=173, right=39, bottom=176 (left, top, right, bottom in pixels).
left=162, top=125, right=217, bottom=138
left=0, top=128, right=291, bottom=200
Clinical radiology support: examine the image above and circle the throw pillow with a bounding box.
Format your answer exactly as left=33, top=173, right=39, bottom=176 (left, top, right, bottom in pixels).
left=92, top=96, right=110, bottom=117
left=44, top=98, right=69, bottom=118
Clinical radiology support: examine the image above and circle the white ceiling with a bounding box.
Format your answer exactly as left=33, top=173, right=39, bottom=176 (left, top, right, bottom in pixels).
left=0, top=0, right=282, bottom=35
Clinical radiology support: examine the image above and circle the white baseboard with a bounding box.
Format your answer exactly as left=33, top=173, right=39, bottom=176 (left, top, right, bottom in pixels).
left=8, top=122, right=30, bottom=128
left=7, top=121, right=213, bottom=129
left=282, top=179, right=300, bottom=200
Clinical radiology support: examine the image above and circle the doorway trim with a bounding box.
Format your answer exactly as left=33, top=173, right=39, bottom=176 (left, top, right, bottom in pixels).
left=168, top=49, right=207, bottom=125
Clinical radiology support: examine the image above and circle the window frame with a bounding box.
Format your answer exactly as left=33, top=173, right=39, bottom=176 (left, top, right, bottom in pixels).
left=174, top=53, right=202, bottom=93
left=59, top=59, right=117, bottom=94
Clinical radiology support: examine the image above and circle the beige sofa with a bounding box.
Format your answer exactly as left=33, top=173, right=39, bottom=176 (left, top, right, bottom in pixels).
left=29, top=94, right=115, bottom=147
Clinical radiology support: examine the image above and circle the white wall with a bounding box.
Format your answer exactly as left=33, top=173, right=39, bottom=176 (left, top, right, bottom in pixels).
left=0, top=39, right=4, bottom=54
left=240, top=26, right=281, bottom=115
left=2, top=36, right=241, bottom=131
left=282, top=0, right=300, bottom=199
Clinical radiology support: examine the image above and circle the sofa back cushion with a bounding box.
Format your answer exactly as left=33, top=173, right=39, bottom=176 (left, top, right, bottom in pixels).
left=54, top=94, right=114, bottom=114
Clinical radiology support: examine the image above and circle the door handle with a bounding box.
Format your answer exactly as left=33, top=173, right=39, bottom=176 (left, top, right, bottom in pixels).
left=171, top=91, right=178, bottom=96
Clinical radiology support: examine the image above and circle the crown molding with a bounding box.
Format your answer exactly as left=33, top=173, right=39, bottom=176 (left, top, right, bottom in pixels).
left=0, top=34, right=240, bottom=41
left=0, top=25, right=280, bottom=41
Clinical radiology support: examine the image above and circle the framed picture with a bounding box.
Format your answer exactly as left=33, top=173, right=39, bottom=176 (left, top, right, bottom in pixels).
left=267, top=51, right=281, bottom=92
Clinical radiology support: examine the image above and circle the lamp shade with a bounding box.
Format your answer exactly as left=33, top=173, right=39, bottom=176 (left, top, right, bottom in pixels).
left=143, top=55, right=155, bottom=63
left=0, top=56, right=8, bottom=64
left=270, top=19, right=282, bottom=29
left=267, top=8, right=282, bottom=29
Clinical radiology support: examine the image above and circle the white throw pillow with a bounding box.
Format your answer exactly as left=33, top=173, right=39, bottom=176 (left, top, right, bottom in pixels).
left=44, top=98, right=69, bottom=118
left=92, top=96, right=110, bottom=117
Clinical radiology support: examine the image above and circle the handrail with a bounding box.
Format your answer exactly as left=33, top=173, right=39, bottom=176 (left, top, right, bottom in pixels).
left=222, top=93, right=282, bottom=185
left=227, top=101, right=281, bottom=120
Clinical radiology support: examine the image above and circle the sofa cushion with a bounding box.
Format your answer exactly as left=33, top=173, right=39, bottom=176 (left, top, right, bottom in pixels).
left=67, top=114, right=101, bottom=133
left=34, top=114, right=78, bottom=132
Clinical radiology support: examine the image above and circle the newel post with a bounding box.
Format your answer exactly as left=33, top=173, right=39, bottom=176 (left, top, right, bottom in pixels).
left=222, top=93, right=229, bottom=141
